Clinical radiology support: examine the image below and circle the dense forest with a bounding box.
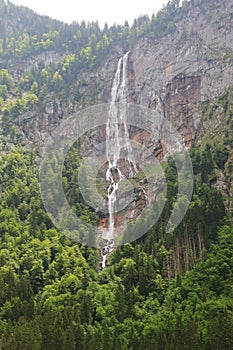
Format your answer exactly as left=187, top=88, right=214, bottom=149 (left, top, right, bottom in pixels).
left=0, top=0, right=233, bottom=349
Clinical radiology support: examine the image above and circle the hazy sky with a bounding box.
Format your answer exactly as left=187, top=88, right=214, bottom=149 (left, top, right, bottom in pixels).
left=10, top=0, right=169, bottom=27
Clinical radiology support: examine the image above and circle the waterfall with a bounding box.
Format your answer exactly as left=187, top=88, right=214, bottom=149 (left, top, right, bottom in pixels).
left=101, top=51, right=136, bottom=269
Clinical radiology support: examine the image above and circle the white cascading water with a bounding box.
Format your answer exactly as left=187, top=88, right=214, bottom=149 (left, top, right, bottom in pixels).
left=101, top=51, right=137, bottom=269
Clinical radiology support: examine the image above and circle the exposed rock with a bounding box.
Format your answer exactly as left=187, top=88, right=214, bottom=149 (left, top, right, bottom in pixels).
left=5, top=51, right=69, bottom=82
left=163, top=74, right=201, bottom=146
left=211, top=171, right=229, bottom=195
left=131, top=1, right=233, bottom=106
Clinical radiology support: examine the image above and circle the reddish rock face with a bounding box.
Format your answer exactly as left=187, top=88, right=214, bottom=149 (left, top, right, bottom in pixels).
left=99, top=217, right=108, bottom=229
left=163, top=74, right=201, bottom=147
left=98, top=181, right=148, bottom=240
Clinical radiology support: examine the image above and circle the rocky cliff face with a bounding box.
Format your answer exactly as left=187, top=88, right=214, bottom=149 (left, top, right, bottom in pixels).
left=16, top=0, right=233, bottom=144
left=163, top=74, right=201, bottom=146
left=1, top=0, right=233, bottom=209
left=6, top=51, right=67, bottom=82
left=132, top=0, right=233, bottom=102
left=66, top=0, right=232, bottom=156
left=129, top=1, right=233, bottom=139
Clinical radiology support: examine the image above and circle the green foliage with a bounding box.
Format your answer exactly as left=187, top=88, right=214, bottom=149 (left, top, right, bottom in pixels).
left=0, top=84, right=8, bottom=100
left=0, top=69, right=14, bottom=89
left=51, top=71, right=64, bottom=92
left=3, top=93, right=38, bottom=119
left=0, top=139, right=229, bottom=349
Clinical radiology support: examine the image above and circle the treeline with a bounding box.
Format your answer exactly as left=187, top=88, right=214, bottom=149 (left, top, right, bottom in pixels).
left=0, top=0, right=219, bottom=62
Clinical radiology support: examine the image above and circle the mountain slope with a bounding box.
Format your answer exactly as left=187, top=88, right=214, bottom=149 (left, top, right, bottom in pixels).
left=0, top=0, right=232, bottom=349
